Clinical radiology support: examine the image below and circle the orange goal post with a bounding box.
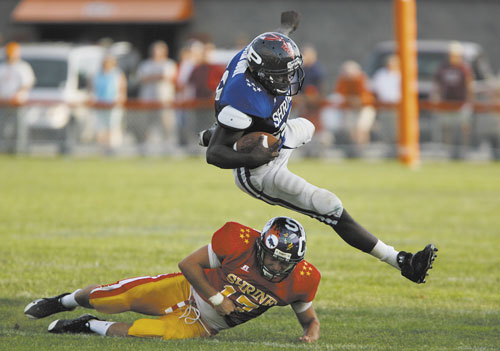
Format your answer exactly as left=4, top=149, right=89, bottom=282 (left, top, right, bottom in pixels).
left=394, top=0, right=420, bottom=167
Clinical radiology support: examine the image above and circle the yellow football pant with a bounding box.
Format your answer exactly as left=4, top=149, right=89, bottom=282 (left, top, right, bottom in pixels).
left=89, top=273, right=210, bottom=339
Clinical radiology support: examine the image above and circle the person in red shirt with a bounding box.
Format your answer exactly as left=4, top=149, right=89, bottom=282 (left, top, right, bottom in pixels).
left=23, top=217, right=321, bottom=343
left=431, top=41, right=474, bottom=159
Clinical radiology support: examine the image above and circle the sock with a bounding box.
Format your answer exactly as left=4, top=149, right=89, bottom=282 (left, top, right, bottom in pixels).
left=60, top=289, right=81, bottom=308
left=88, top=319, right=115, bottom=336
left=369, top=240, right=399, bottom=269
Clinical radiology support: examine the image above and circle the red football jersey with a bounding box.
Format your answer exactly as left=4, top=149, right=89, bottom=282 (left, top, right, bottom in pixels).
left=205, top=222, right=321, bottom=327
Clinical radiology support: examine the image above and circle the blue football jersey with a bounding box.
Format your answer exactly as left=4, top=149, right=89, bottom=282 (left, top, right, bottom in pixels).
left=214, top=47, right=293, bottom=137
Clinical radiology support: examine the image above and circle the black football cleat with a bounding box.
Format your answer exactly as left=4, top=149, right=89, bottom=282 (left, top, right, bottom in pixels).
left=48, top=314, right=98, bottom=334
left=397, top=244, right=438, bottom=284
left=24, top=293, right=75, bottom=319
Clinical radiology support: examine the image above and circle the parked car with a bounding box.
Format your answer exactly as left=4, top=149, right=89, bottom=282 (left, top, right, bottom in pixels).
left=364, top=40, right=496, bottom=101
left=0, top=43, right=105, bottom=153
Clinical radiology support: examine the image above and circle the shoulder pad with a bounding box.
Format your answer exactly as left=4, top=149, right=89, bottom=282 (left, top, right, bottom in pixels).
left=217, top=105, right=253, bottom=130
left=211, top=222, right=259, bottom=259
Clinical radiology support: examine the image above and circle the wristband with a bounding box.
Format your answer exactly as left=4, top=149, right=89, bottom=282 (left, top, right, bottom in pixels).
left=208, top=292, right=224, bottom=306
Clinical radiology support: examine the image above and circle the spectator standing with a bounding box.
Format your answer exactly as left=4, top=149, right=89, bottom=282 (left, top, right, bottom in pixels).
left=295, top=44, right=328, bottom=156
left=371, top=55, right=401, bottom=105
left=371, top=55, right=401, bottom=156
left=0, top=42, right=35, bottom=153
left=188, top=42, right=221, bottom=135
left=333, top=60, right=375, bottom=156
left=431, top=41, right=474, bottom=159
left=91, top=54, right=127, bottom=154
left=302, top=44, right=327, bottom=95
left=134, top=41, right=177, bottom=154
left=175, top=40, right=204, bottom=147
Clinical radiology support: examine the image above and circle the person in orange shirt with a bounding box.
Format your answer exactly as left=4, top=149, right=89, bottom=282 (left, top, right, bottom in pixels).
left=0, top=41, right=36, bottom=153
left=334, top=60, right=376, bottom=152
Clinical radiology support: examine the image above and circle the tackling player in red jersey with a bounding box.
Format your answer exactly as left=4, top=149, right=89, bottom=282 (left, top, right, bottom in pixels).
left=24, top=217, right=321, bottom=343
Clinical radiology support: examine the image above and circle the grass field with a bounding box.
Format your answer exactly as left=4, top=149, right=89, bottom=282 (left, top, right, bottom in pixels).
left=1, top=156, right=499, bottom=351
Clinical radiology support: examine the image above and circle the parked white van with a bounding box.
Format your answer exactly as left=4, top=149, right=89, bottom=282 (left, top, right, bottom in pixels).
left=1, top=43, right=105, bottom=153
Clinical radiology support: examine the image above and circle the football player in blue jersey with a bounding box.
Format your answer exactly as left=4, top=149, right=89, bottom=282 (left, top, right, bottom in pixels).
left=200, top=30, right=437, bottom=284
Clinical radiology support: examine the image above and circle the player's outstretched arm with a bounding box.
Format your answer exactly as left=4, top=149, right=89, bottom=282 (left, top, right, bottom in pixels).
left=206, top=125, right=279, bottom=169
left=296, top=305, right=320, bottom=343
left=277, top=10, right=300, bottom=36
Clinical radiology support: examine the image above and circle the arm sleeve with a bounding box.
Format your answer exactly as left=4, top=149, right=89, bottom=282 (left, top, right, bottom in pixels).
left=207, top=243, right=222, bottom=268
left=291, top=301, right=312, bottom=314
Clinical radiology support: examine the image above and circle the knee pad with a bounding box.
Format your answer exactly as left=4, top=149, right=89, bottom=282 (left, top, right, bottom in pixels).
left=311, top=188, right=343, bottom=217
left=273, top=168, right=307, bottom=195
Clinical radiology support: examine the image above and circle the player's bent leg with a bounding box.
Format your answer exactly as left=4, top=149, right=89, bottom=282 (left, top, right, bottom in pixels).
left=107, top=322, right=133, bottom=337
left=48, top=314, right=127, bottom=336
left=24, top=293, right=76, bottom=319
left=283, top=117, right=315, bottom=148
left=270, top=166, right=344, bottom=222
left=89, top=273, right=191, bottom=316
left=24, top=284, right=100, bottom=319
left=311, top=188, right=343, bottom=218
left=76, top=284, right=99, bottom=308
left=234, top=157, right=344, bottom=226
left=48, top=314, right=99, bottom=334
left=397, top=244, right=438, bottom=284
left=128, top=313, right=209, bottom=340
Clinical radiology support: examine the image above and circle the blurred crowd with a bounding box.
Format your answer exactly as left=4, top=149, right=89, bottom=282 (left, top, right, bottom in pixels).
left=1, top=38, right=499, bottom=159
left=295, top=40, right=500, bottom=159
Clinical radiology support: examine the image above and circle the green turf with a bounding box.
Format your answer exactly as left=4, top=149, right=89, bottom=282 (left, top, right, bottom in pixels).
left=1, top=156, right=499, bottom=351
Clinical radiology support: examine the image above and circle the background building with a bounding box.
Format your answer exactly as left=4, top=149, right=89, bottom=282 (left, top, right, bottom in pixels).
left=1, top=0, right=500, bottom=90
left=1, top=0, right=500, bottom=85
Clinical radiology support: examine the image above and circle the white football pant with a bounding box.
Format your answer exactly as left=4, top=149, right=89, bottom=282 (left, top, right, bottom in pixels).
left=233, top=118, right=344, bottom=226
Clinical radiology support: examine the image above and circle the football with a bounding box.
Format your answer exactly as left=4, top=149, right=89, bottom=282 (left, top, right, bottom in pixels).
left=234, top=132, right=280, bottom=153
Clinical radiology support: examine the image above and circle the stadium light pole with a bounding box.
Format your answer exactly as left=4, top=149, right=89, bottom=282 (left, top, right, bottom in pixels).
left=394, top=0, right=420, bottom=167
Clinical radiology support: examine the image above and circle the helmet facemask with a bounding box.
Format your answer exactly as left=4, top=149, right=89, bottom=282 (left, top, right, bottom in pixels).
left=257, top=245, right=298, bottom=282
left=256, top=60, right=305, bottom=96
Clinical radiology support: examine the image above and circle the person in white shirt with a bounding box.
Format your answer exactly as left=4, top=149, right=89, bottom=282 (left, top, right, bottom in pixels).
left=0, top=42, right=35, bottom=152
left=370, top=55, right=401, bottom=156
left=133, top=41, right=178, bottom=153
left=371, top=55, right=401, bottom=104
left=0, top=42, right=35, bottom=103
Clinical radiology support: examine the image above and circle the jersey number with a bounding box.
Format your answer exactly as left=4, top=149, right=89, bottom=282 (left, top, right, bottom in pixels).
left=215, top=70, right=229, bottom=101
left=221, top=284, right=259, bottom=312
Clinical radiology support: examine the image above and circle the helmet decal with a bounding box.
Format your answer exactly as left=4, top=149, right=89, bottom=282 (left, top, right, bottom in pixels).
left=247, top=46, right=262, bottom=65
left=281, top=41, right=295, bottom=58
left=261, top=33, right=295, bottom=58
left=273, top=248, right=292, bottom=260
left=265, top=233, right=279, bottom=249
left=261, top=33, right=284, bottom=42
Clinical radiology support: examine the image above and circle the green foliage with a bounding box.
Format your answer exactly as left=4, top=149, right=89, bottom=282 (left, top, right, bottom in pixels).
left=1, top=157, right=499, bottom=350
